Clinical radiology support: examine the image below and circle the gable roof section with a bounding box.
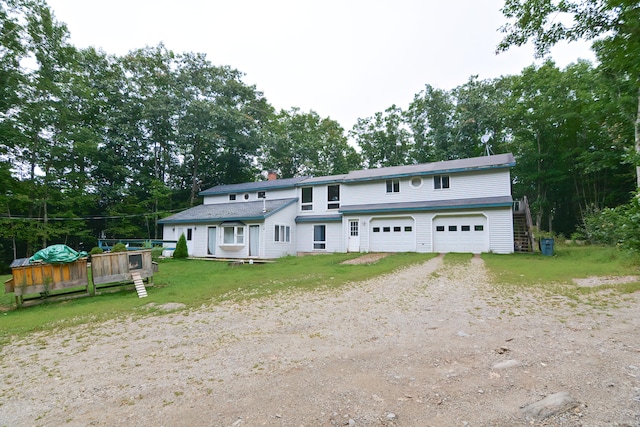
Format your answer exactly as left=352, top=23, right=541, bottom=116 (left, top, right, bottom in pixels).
left=200, top=176, right=309, bottom=196
left=340, top=196, right=513, bottom=214
left=341, top=153, right=515, bottom=183
left=158, top=198, right=298, bottom=224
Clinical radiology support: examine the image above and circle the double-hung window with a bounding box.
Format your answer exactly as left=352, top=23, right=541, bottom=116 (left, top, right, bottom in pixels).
left=222, top=225, right=244, bottom=245
left=327, top=184, right=340, bottom=209
left=386, top=179, right=400, bottom=193
left=434, top=175, right=450, bottom=189
left=301, top=187, right=313, bottom=211
left=274, top=224, right=291, bottom=243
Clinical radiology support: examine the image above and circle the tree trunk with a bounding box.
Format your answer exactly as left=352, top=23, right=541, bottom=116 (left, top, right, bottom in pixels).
left=635, top=86, right=640, bottom=189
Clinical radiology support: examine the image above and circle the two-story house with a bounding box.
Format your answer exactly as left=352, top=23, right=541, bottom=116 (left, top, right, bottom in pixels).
left=158, top=153, right=516, bottom=257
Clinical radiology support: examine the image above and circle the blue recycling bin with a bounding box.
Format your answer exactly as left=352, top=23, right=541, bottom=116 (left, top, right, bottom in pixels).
left=540, top=238, right=555, bottom=256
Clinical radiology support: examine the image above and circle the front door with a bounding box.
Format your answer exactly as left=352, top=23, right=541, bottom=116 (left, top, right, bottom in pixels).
left=249, top=225, right=260, bottom=257
left=348, top=219, right=360, bottom=252
left=207, top=227, right=217, bottom=255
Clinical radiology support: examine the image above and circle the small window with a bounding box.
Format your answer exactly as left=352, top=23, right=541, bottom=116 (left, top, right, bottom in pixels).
left=223, top=226, right=245, bottom=244
left=436, top=226, right=445, bottom=232
left=410, top=177, right=422, bottom=188
left=383, top=227, right=391, bottom=232
left=257, top=191, right=266, bottom=199
left=274, top=224, right=291, bottom=242
left=373, top=227, right=380, bottom=232
left=475, top=225, right=484, bottom=231
left=461, top=225, right=471, bottom=231
left=186, top=228, right=193, bottom=241
left=404, top=226, right=412, bottom=232
left=386, top=179, right=400, bottom=193
left=243, top=193, right=249, bottom=200
left=313, top=225, right=326, bottom=249
left=327, top=184, right=340, bottom=209
left=448, top=225, right=457, bottom=231
left=434, top=175, right=450, bottom=190
left=229, top=194, right=236, bottom=201
left=302, top=187, right=313, bottom=211
left=393, top=226, right=401, bottom=232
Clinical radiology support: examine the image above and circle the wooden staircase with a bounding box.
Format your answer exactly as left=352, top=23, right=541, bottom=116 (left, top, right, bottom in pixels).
left=132, top=272, right=148, bottom=298
left=513, top=196, right=534, bottom=253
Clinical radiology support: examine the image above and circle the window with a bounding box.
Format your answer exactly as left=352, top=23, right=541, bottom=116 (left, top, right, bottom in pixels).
left=462, top=225, right=471, bottom=231
left=404, top=226, right=412, bottom=232
left=436, top=226, right=445, bottom=232
left=257, top=191, right=266, bottom=199
left=393, top=226, right=401, bottom=232
left=313, top=225, right=326, bottom=249
left=229, top=194, right=236, bottom=201
left=274, top=224, right=291, bottom=242
left=302, top=187, right=313, bottom=211
left=434, top=175, right=450, bottom=189
left=386, top=179, right=400, bottom=193
left=373, top=227, right=380, bottom=232
left=223, top=225, right=244, bottom=244
left=448, top=225, right=457, bottom=231
left=383, top=227, right=391, bottom=232
left=410, top=177, right=422, bottom=188
left=186, top=228, right=193, bottom=241
left=474, top=225, right=484, bottom=231
left=243, top=193, right=249, bottom=200
left=327, top=184, right=340, bottom=209
left=350, top=220, right=359, bottom=236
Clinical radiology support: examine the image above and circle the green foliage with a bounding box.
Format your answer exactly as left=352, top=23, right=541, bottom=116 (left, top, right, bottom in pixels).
left=89, top=246, right=104, bottom=255
left=110, top=243, right=128, bottom=253
left=582, top=192, right=640, bottom=251
left=172, top=234, right=188, bottom=259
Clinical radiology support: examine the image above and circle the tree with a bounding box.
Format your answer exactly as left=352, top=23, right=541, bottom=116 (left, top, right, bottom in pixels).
left=497, top=0, right=640, bottom=187
left=173, top=233, right=188, bottom=259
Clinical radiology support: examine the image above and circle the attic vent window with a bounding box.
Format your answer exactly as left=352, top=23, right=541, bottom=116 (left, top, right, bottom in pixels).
left=410, top=177, right=422, bottom=188
left=243, top=193, right=250, bottom=200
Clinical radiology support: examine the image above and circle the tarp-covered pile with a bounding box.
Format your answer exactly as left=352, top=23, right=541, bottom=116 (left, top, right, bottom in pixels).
left=28, top=244, right=88, bottom=264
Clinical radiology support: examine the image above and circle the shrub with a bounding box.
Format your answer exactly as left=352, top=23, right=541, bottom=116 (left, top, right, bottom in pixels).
left=111, top=242, right=128, bottom=253
left=581, top=191, right=640, bottom=252
left=89, top=246, right=104, bottom=255
left=173, top=234, right=188, bottom=259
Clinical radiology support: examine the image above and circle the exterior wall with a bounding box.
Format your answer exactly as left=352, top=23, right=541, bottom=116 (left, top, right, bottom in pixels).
left=204, top=187, right=298, bottom=205
left=296, top=222, right=342, bottom=253
left=263, top=203, right=298, bottom=258
left=295, top=184, right=343, bottom=217
left=487, top=207, right=514, bottom=254
left=340, top=169, right=511, bottom=207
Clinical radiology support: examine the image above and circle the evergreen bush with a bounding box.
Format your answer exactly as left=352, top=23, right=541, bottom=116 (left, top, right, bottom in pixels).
left=111, top=242, right=128, bottom=253
left=173, top=234, right=189, bottom=259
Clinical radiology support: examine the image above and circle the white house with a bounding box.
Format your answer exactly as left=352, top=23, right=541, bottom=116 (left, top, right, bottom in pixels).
left=158, top=153, right=516, bottom=257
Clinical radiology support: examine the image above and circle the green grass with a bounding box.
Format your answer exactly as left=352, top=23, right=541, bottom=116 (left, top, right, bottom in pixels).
left=0, top=252, right=435, bottom=347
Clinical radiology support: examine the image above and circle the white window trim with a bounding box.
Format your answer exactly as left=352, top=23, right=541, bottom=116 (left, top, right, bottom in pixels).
left=274, top=224, right=291, bottom=243
left=221, top=225, right=245, bottom=246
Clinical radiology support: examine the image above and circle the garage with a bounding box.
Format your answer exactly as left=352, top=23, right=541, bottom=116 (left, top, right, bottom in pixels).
left=433, top=215, right=488, bottom=253
left=370, top=217, right=415, bottom=252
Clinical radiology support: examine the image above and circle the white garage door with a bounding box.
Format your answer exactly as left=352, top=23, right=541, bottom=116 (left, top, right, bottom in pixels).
left=433, top=215, right=488, bottom=253
left=370, top=217, right=415, bottom=252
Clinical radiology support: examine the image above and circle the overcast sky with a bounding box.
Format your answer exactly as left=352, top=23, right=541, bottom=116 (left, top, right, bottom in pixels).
left=46, top=0, right=596, bottom=131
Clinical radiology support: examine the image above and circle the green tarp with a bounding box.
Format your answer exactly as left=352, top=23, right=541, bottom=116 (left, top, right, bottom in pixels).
left=29, top=244, right=88, bottom=264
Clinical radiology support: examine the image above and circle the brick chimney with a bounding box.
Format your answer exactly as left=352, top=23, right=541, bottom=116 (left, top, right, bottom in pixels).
left=267, top=170, right=278, bottom=181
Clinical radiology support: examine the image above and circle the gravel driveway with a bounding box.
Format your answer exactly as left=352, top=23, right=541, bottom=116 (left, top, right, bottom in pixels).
left=2, top=255, right=639, bottom=426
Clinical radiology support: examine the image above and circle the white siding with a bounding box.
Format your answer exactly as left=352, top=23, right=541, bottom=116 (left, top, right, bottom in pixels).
left=263, top=204, right=298, bottom=258
left=204, top=187, right=298, bottom=205
left=296, top=222, right=342, bottom=253
left=295, top=184, right=342, bottom=216
left=487, top=208, right=514, bottom=254
left=341, top=169, right=511, bottom=207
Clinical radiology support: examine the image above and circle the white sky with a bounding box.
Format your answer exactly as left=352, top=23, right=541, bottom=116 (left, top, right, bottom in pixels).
left=46, top=0, right=596, bottom=131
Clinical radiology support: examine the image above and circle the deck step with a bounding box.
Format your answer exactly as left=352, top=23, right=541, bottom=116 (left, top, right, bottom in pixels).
left=132, top=272, right=147, bottom=298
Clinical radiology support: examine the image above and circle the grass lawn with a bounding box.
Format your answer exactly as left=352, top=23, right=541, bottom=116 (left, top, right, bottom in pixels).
left=0, top=252, right=435, bottom=346
left=1, top=245, right=638, bottom=347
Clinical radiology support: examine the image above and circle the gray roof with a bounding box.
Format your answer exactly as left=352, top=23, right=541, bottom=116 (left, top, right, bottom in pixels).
left=340, top=196, right=513, bottom=214
left=200, top=176, right=309, bottom=196
left=299, top=174, right=348, bottom=185
left=342, top=153, right=515, bottom=182
left=159, top=198, right=298, bottom=224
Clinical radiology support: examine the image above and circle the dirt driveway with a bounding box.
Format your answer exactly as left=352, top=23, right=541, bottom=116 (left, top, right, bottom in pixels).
left=2, top=256, right=639, bottom=426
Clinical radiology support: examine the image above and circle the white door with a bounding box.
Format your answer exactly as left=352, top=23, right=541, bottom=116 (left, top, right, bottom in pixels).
left=249, top=225, right=260, bottom=257
left=370, top=217, right=415, bottom=252
left=207, top=227, right=217, bottom=255
left=432, top=215, right=488, bottom=253
left=347, top=219, right=360, bottom=252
